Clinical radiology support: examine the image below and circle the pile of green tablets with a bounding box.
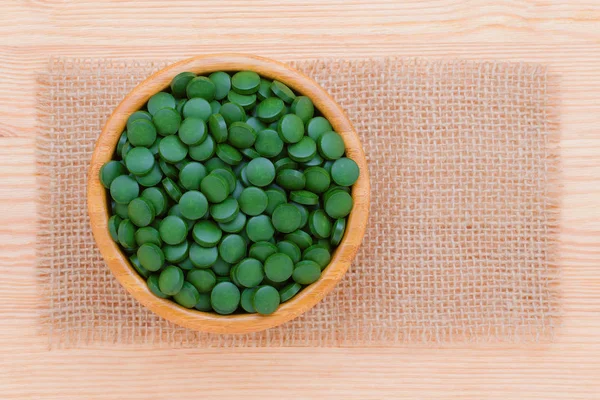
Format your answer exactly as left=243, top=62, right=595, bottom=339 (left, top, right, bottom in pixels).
left=100, top=70, right=360, bottom=315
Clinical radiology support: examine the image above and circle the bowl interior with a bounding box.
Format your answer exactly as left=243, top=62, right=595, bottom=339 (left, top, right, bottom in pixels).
left=88, top=54, right=370, bottom=334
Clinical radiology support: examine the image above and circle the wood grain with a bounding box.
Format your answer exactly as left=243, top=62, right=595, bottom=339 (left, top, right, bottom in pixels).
left=1, top=0, right=600, bottom=398
left=88, top=54, right=370, bottom=334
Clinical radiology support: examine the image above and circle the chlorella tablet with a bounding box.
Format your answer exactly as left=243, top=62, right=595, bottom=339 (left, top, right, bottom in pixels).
left=100, top=69, right=360, bottom=317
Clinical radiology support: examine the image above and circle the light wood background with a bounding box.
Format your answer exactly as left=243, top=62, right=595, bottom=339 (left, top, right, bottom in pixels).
left=1, top=1, right=599, bottom=399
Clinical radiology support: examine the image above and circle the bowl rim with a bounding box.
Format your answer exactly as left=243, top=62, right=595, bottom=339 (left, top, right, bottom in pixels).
left=87, top=53, right=370, bottom=334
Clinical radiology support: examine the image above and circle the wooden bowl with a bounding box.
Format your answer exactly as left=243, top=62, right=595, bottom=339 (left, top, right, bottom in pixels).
left=88, top=54, right=370, bottom=334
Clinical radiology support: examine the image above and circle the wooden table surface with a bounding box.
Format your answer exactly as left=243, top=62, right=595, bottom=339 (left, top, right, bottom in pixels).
left=1, top=1, right=599, bottom=399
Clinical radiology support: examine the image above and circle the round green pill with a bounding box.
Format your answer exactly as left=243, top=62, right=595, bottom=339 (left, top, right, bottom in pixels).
left=331, top=157, right=359, bottom=186
left=187, top=268, right=217, bottom=293
left=159, top=159, right=179, bottom=179
left=218, top=234, right=247, bottom=264
left=239, top=165, right=251, bottom=186
left=304, top=167, right=330, bottom=193
left=246, top=215, right=275, bottom=242
left=276, top=240, right=301, bottom=263
left=231, top=71, right=261, bottom=95
left=137, top=243, right=164, bottom=272
left=272, top=203, right=302, bottom=233
left=274, top=157, right=298, bottom=173
left=220, top=102, right=246, bottom=125
left=257, top=78, right=272, bottom=100
left=182, top=97, right=212, bottom=121
left=277, top=114, right=304, bottom=144
left=167, top=204, right=195, bottom=230
left=186, top=76, right=216, bottom=101
left=159, top=135, right=188, bottom=163
left=218, top=212, right=247, bottom=234
left=148, top=92, right=176, bottom=115
left=200, top=173, right=229, bottom=203
left=215, top=276, right=231, bottom=285
left=245, top=117, right=267, bottom=133
left=255, top=129, right=284, bottom=158
left=189, top=243, right=218, bottom=268
left=178, top=118, right=207, bottom=145
left=125, top=147, right=155, bottom=176
left=211, top=257, right=232, bottom=277
left=302, top=153, right=324, bottom=167
left=306, top=117, right=332, bottom=141
left=324, top=190, right=353, bottom=219
left=308, top=209, right=332, bottom=239
left=270, top=80, right=296, bottom=103
left=120, top=141, right=133, bottom=159
left=241, top=148, right=260, bottom=159
left=171, top=71, right=196, bottom=98
left=234, top=258, right=264, bottom=288
left=108, top=215, right=122, bottom=242
left=291, top=202, right=308, bottom=228
left=117, top=131, right=128, bottom=155
left=210, top=282, right=240, bottom=315
left=330, top=218, right=346, bottom=246
left=288, top=137, right=317, bottom=162
left=176, top=99, right=187, bottom=115
left=152, top=108, right=181, bottom=136
left=147, top=274, right=169, bottom=299
left=252, top=285, right=280, bottom=315
left=240, top=287, right=259, bottom=313
left=210, top=100, right=221, bottom=114
left=113, top=202, right=129, bottom=219
left=192, top=220, right=222, bottom=247
left=303, top=245, right=331, bottom=270
left=117, top=219, right=136, bottom=249
left=210, top=197, right=239, bottom=223
left=127, top=110, right=152, bottom=126
left=208, top=114, right=228, bottom=143
left=279, top=282, right=302, bottom=303
left=228, top=122, right=257, bottom=149
left=264, top=188, right=287, bottom=215
left=179, top=190, right=209, bottom=220
left=216, top=143, right=243, bottom=165
left=194, top=293, right=212, bottom=311
left=227, top=91, right=256, bottom=110
left=292, top=260, right=321, bottom=285
left=318, top=131, right=345, bottom=160
left=290, top=190, right=319, bottom=206
left=276, top=169, right=305, bottom=191
left=135, top=163, right=163, bottom=187
left=173, top=281, right=201, bottom=308
left=245, top=157, right=275, bottom=187
left=208, top=71, right=231, bottom=100
left=161, top=177, right=183, bottom=202
left=164, top=240, right=190, bottom=264
left=238, top=187, right=268, bottom=216
left=127, top=197, right=156, bottom=227
left=158, top=265, right=184, bottom=296
left=130, top=254, right=150, bottom=279
left=100, top=161, right=126, bottom=188
left=264, top=253, right=294, bottom=283
left=178, top=162, right=207, bottom=191
left=205, top=157, right=230, bottom=173
left=249, top=241, right=278, bottom=262
left=189, top=135, right=215, bottom=161
left=290, top=96, right=315, bottom=123
left=256, top=97, right=285, bottom=123
left=110, top=175, right=139, bottom=204
left=159, top=215, right=188, bottom=245
left=285, top=229, right=313, bottom=250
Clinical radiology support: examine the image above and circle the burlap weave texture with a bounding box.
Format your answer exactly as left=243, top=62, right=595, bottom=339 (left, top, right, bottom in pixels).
left=37, top=57, right=559, bottom=347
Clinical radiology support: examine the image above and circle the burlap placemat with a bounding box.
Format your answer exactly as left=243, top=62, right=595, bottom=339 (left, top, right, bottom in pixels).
left=37, top=57, right=559, bottom=347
